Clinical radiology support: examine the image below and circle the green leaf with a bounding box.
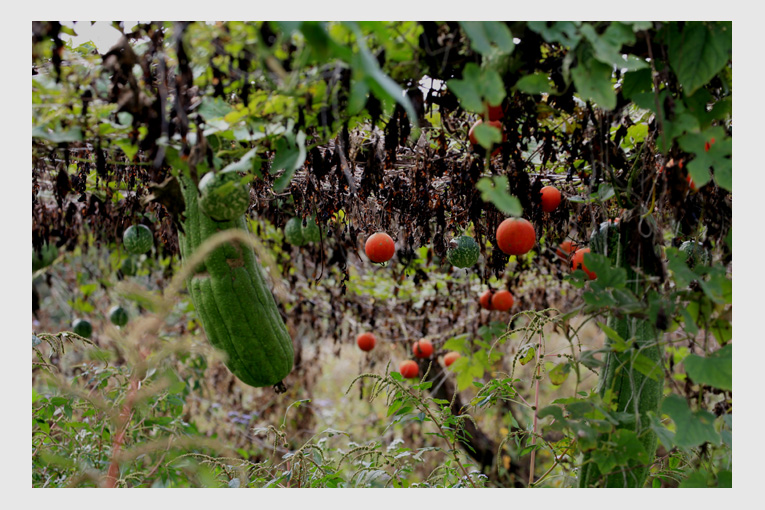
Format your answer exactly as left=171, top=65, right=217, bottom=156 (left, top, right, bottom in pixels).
left=598, top=322, right=629, bottom=352
left=475, top=176, right=522, bottom=216
left=447, top=64, right=506, bottom=114
left=32, top=126, right=83, bottom=143
left=514, top=72, right=555, bottom=95
left=528, top=21, right=581, bottom=46
left=519, top=345, right=535, bottom=366
left=272, top=131, right=307, bottom=193
left=346, top=22, right=419, bottom=132
left=571, top=47, right=616, bottom=110
left=459, top=21, right=515, bottom=56
left=548, top=362, right=571, bottom=385
left=661, top=394, right=720, bottom=449
left=677, top=127, right=731, bottom=191
left=472, top=122, right=502, bottom=149
left=668, top=22, right=732, bottom=95
left=591, top=429, right=650, bottom=475
left=584, top=252, right=627, bottom=289
left=683, top=344, right=732, bottom=391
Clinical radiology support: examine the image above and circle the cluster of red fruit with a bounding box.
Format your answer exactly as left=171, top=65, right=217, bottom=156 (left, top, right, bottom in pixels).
left=356, top=334, right=461, bottom=379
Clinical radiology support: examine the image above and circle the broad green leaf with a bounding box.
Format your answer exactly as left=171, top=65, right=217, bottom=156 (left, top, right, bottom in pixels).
left=459, top=21, right=514, bottom=56
left=548, top=362, right=571, bottom=385
left=472, top=122, right=502, bottom=149
left=677, top=126, right=731, bottom=191
left=475, top=176, right=522, bottom=216
left=668, top=22, right=732, bottom=95
left=528, top=21, right=581, bottom=46
left=584, top=252, right=627, bottom=289
left=515, top=72, right=555, bottom=95
left=571, top=54, right=617, bottom=110
left=272, top=131, right=307, bottom=193
left=591, top=429, right=649, bottom=475
left=32, top=126, right=83, bottom=143
left=598, top=322, right=629, bottom=351
left=661, top=394, right=720, bottom=449
left=683, top=344, right=732, bottom=391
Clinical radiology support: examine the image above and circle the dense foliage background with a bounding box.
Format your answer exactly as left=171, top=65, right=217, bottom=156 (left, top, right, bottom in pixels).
left=30, top=20, right=735, bottom=490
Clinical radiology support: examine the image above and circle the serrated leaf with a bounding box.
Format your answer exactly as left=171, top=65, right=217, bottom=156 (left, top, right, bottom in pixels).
left=683, top=344, right=732, bottom=391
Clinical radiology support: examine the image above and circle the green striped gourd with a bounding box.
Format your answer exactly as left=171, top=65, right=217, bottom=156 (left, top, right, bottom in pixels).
left=447, top=235, right=480, bottom=268
left=178, top=175, right=294, bottom=388
left=579, top=219, right=664, bottom=488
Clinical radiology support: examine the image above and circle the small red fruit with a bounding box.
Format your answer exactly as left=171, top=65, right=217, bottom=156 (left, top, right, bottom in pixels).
left=399, top=360, right=419, bottom=379
left=491, top=289, right=514, bottom=312
left=365, top=232, right=395, bottom=263
left=413, top=338, right=434, bottom=359
left=571, top=248, right=597, bottom=280
left=487, top=103, right=504, bottom=121
left=356, top=332, right=376, bottom=352
left=556, top=240, right=578, bottom=261
left=444, top=351, right=461, bottom=367
left=496, top=218, right=536, bottom=256
left=540, top=186, right=562, bottom=213
left=480, top=290, right=494, bottom=310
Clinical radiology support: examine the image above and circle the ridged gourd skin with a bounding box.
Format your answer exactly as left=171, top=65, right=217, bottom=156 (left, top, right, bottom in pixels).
left=447, top=235, right=480, bottom=268
left=579, top=221, right=663, bottom=488
left=198, top=171, right=251, bottom=221
left=178, top=176, right=294, bottom=388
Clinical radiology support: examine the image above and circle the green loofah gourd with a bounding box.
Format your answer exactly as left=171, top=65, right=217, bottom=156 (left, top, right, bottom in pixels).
left=198, top=171, right=251, bottom=221
left=123, top=225, right=154, bottom=255
left=579, top=220, right=664, bottom=488
left=178, top=175, right=294, bottom=388
left=447, top=235, right=480, bottom=268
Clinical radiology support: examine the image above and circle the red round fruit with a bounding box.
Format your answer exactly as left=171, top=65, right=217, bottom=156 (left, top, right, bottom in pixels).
left=540, top=186, right=562, bottom=213
left=365, top=232, right=395, bottom=263
left=444, top=351, right=461, bottom=367
left=480, top=290, right=494, bottom=310
left=487, top=103, right=504, bottom=121
left=556, top=240, right=578, bottom=261
left=412, top=338, right=434, bottom=359
left=491, top=289, right=514, bottom=312
left=496, top=218, right=536, bottom=256
left=571, top=248, right=597, bottom=280
left=399, top=360, right=419, bottom=379
left=356, top=332, right=376, bottom=352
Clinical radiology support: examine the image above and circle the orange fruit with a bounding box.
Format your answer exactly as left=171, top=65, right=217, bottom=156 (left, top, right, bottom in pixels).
left=356, top=332, right=376, bottom=352
left=479, top=290, right=494, bottom=310
left=496, top=218, right=536, bottom=256
left=556, top=240, right=578, bottom=261
left=487, top=103, right=504, bottom=121
left=571, top=247, right=596, bottom=280
left=491, top=289, right=514, bottom=312
left=365, top=232, right=395, bottom=263
left=540, top=186, right=562, bottom=213
left=399, top=360, right=419, bottom=379
left=444, top=351, right=461, bottom=367
left=412, top=338, right=434, bottom=359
